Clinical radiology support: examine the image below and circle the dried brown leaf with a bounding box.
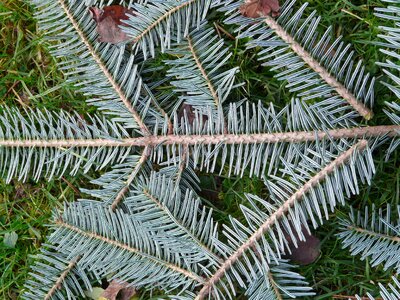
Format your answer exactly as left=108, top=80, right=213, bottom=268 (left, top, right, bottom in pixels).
left=89, top=5, right=135, bottom=44
left=239, top=0, right=280, bottom=18
left=101, top=280, right=136, bottom=300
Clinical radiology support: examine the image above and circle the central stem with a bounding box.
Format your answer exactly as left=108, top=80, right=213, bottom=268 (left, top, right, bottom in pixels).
left=0, top=125, right=398, bottom=148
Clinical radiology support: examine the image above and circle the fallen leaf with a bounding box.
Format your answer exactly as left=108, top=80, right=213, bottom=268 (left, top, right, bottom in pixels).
left=89, top=5, right=135, bottom=44
left=101, top=280, right=136, bottom=300
left=177, top=103, right=209, bottom=126
left=178, top=103, right=197, bottom=126
left=4, top=231, right=18, bottom=248
left=282, top=225, right=321, bottom=265
left=239, top=0, right=280, bottom=18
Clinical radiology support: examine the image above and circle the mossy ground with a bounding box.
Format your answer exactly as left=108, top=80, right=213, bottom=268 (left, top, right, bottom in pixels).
left=0, top=0, right=399, bottom=299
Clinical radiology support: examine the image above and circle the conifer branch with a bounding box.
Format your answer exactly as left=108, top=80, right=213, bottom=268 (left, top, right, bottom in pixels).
left=1, top=125, right=397, bottom=148
left=175, top=145, right=189, bottom=185
left=58, top=0, right=150, bottom=135
left=110, top=147, right=150, bottom=211
left=132, top=0, right=198, bottom=44
left=142, top=188, right=222, bottom=263
left=142, top=84, right=174, bottom=134
left=263, top=15, right=374, bottom=120
left=186, top=35, right=220, bottom=106
left=245, top=260, right=315, bottom=298
left=55, top=218, right=204, bottom=283
left=164, top=26, right=237, bottom=110
left=44, top=256, right=81, bottom=300
left=18, top=0, right=400, bottom=297
left=348, top=226, right=400, bottom=243
left=195, top=140, right=368, bottom=299
left=338, top=204, right=400, bottom=273
left=268, top=271, right=283, bottom=300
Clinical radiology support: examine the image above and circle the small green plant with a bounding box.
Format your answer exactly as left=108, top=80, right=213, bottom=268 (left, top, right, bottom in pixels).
left=2, top=0, right=400, bottom=299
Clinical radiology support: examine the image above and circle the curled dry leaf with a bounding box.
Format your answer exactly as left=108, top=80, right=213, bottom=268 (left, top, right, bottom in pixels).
left=101, top=280, right=136, bottom=300
left=89, top=5, right=135, bottom=44
left=239, top=0, right=280, bottom=18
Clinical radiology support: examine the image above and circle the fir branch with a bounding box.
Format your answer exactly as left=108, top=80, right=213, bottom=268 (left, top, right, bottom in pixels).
left=375, top=1, right=400, bottom=99
left=123, top=171, right=221, bottom=264
left=80, top=155, right=150, bottom=205
left=245, top=260, right=315, bottom=299
left=141, top=188, right=220, bottom=263
left=24, top=250, right=94, bottom=300
left=338, top=205, right=400, bottom=273
left=44, top=256, right=81, bottom=300
left=57, top=0, right=150, bottom=135
left=142, top=83, right=174, bottom=134
left=187, top=34, right=219, bottom=105
left=54, top=217, right=204, bottom=283
left=195, top=140, right=368, bottom=299
left=156, top=148, right=202, bottom=194
left=216, top=0, right=375, bottom=123
left=110, top=147, right=150, bottom=211
left=349, top=226, right=400, bottom=243
left=124, top=0, right=212, bottom=58
left=17, top=0, right=400, bottom=298
left=165, top=26, right=239, bottom=110
left=33, top=0, right=157, bottom=132
left=0, top=108, right=132, bottom=182
left=262, top=15, right=373, bottom=120
left=132, top=0, right=198, bottom=44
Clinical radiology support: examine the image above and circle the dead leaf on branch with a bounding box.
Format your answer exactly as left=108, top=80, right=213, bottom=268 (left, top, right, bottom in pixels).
left=177, top=103, right=209, bottom=126
left=100, top=280, right=137, bottom=300
left=239, top=0, right=280, bottom=18
left=89, top=5, right=135, bottom=44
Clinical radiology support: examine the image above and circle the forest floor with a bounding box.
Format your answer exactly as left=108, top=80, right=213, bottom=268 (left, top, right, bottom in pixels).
left=0, top=0, right=399, bottom=299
